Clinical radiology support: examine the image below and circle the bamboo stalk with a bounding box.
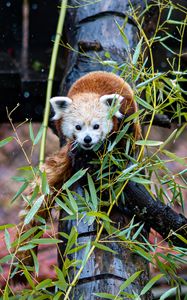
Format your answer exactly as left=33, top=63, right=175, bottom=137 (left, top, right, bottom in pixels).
left=39, top=0, right=68, bottom=167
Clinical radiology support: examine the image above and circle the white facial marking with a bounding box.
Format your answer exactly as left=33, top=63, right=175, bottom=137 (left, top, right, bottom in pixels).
left=50, top=96, right=72, bottom=120
left=59, top=93, right=115, bottom=149
left=99, top=94, right=124, bottom=119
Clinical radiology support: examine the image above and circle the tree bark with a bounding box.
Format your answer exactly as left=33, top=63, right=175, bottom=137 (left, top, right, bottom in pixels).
left=56, top=1, right=153, bottom=298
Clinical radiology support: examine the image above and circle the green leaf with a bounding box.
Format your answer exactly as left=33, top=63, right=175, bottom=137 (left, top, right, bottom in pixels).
left=87, top=211, right=111, bottom=222
left=120, top=271, right=142, bottom=291
left=64, top=226, right=78, bottom=255
left=36, top=279, right=53, bottom=290
left=24, top=195, right=44, bottom=225
left=0, top=136, right=13, bottom=148
left=0, top=224, right=14, bottom=230
left=31, top=238, right=62, bottom=244
left=87, top=174, right=98, bottom=211
left=34, top=125, right=44, bottom=145
left=4, top=229, right=11, bottom=251
left=132, top=37, right=143, bottom=65
left=136, top=73, right=163, bottom=88
left=54, top=266, right=68, bottom=291
left=92, top=242, right=117, bottom=254
left=55, top=197, right=74, bottom=215
left=159, top=129, right=177, bottom=150
left=135, top=95, right=153, bottom=111
left=31, top=249, right=39, bottom=276
left=108, top=124, right=130, bottom=152
left=140, top=274, right=163, bottom=295
left=0, top=254, right=12, bottom=264
left=82, top=240, right=91, bottom=268
left=66, top=189, right=78, bottom=213
left=62, top=169, right=87, bottom=190
left=124, top=109, right=144, bottom=123
left=41, top=171, right=50, bottom=195
left=12, top=181, right=29, bottom=203
left=23, top=266, right=35, bottom=288
left=29, top=122, right=35, bottom=143
left=115, top=19, right=129, bottom=45
left=93, top=293, right=117, bottom=299
left=135, top=140, right=163, bottom=146
left=163, top=149, right=186, bottom=165
left=160, top=287, right=177, bottom=300
left=130, top=177, right=152, bottom=184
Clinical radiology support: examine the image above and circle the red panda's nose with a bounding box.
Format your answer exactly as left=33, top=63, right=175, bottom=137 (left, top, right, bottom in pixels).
left=84, top=135, right=92, bottom=144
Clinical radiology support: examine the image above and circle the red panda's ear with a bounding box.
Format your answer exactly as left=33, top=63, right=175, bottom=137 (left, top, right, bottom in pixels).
left=50, top=97, right=72, bottom=120
left=99, top=94, right=124, bottom=118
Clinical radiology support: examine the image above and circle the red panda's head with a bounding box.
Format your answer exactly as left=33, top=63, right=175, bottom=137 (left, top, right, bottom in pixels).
left=50, top=72, right=141, bottom=150
left=50, top=93, right=124, bottom=150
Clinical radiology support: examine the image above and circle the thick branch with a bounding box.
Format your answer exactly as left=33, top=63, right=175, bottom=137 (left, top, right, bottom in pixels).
left=123, top=181, right=187, bottom=247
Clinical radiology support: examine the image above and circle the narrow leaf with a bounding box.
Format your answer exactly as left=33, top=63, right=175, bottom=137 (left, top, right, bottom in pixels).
left=62, top=169, right=87, bottom=190
left=4, top=229, right=11, bottom=251
left=82, top=240, right=91, bottom=268
left=120, top=271, right=142, bottom=291
left=34, top=125, right=44, bottom=145
left=160, top=287, right=177, bottom=300
left=55, top=197, right=74, bottom=215
left=24, top=195, right=44, bottom=225
left=29, top=122, right=35, bottom=143
left=12, top=181, right=29, bottom=203
left=87, top=174, right=98, bottom=211
left=0, top=137, right=13, bottom=148
left=135, top=140, right=163, bottom=146
left=132, top=37, right=143, bottom=65
left=140, top=274, right=163, bottom=295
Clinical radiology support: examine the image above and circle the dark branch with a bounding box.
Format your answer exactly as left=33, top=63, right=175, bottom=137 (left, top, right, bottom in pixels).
left=123, top=181, right=187, bottom=247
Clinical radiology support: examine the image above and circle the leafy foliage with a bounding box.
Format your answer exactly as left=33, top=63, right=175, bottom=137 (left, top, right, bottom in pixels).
left=0, top=0, right=187, bottom=299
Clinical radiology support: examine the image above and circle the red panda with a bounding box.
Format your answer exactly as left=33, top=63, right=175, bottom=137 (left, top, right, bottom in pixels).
left=50, top=71, right=141, bottom=149
left=13, top=72, right=141, bottom=282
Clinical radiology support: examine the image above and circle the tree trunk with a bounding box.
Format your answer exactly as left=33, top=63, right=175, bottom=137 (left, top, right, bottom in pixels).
left=57, top=1, right=152, bottom=298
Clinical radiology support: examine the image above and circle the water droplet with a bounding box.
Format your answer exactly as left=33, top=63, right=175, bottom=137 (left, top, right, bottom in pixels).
left=24, top=91, right=30, bottom=98
left=32, top=3, right=38, bottom=10
left=6, top=2, right=11, bottom=7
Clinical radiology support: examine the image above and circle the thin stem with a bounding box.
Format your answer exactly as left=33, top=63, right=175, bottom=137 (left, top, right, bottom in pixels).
left=39, top=0, right=68, bottom=167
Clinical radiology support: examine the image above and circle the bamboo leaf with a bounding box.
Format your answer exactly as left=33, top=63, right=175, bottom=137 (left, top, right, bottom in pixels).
left=31, top=238, right=62, bottom=245
left=125, top=109, right=144, bottom=123
left=24, top=195, right=44, bottom=225
left=132, top=37, right=143, bottom=65
left=136, top=73, right=163, bottom=88
left=12, top=181, right=29, bottom=203
left=140, top=274, right=163, bottom=295
left=160, top=287, right=177, bottom=300
left=87, top=174, right=98, bottom=211
left=92, top=242, right=117, bottom=254
left=0, top=224, right=14, bottom=230
left=41, top=171, right=50, bottom=195
left=34, top=125, right=44, bottom=145
left=55, top=197, right=74, bottom=215
left=81, top=240, right=91, bottom=268
left=135, top=95, right=154, bottom=111
left=31, top=249, right=39, bottom=276
left=135, top=140, right=163, bottom=146
left=4, top=229, right=11, bottom=251
left=62, top=169, right=87, bottom=190
left=66, top=189, right=78, bottom=213
left=29, top=122, right=35, bottom=143
left=120, top=271, right=142, bottom=291
left=0, top=137, right=13, bottom=148
left=93, top=293, right=117, bottom=299
left=36, top=279, right=53, bottom=290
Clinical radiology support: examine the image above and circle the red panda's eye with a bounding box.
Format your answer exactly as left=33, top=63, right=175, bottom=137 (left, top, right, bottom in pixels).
left=93, top=124, right=99, bottom=130
left=75, top=125, right=82, bottom=130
